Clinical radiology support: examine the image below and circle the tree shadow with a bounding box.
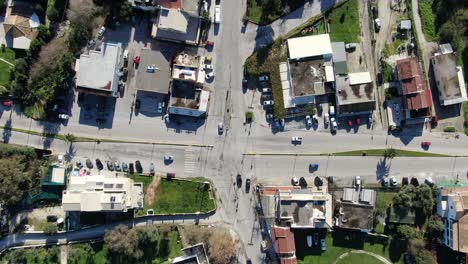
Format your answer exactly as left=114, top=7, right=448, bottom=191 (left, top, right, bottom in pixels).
left=389, top=238, right=405, bottom=262
left=64, top=143, right=77, bottom=161
left=41, top=122, right=61, bottom=150
left=254, top=25, right=275, bottom=51
left=376, top=157, right=391, bottom=180
left=2, top=117, right=12, bottom=143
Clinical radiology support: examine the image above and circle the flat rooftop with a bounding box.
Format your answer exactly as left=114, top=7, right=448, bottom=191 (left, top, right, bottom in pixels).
left=76, top=42, right=121, bottom=95
left=336, top=73, right=375, bottom=105
left=135, top=49, right=171, bottom=94
left=432, top=52, right=467, bottom=105
left=170, top=80, right=199, bottom=109
left=287, top=34, right=332, bottom=60
left=153, top=9, right=200, bottom=44
left=339, top=203, right=374, bottom=230
left=289, top=58, right=333, bottom=96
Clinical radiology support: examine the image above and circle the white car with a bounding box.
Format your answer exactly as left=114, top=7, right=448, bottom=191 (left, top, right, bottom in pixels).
left=205, top=71, right=215, bottom=80
left=58, top=114, right=69, bottom=120
left=390, top=176, right=397, bottom=186
left=157, top=102, right=163, bottom=113
left=263, top=100, right=274, bottom=106
left=305, top=115, right=312, bottom=126
left=329, top=106, right=335, bottom=116
left=262, top=87, right=272, bottom=93
left=258, top=75, right=269, bottom=81
left=58, top=155, right=64, bottom=166
left=355, top=176, right=361, bottom=187
left=214, top=5, right=221, bottom=23
left=331, top=117, right=338, bottom=131
left=307, top=235, right=312, bottom=248
left=204, top=64, right=213, bottom=70
left=320, top=239, right=326, bottom=251
left=312, top=114, right=318, bottom=123
left=218, top=122, right=224, bottom=134
left=375, top=18, right=382, bottom=31
left=123, top=49, right=129, bottom=60
left=98, top=26, right=106, bottom=39
left=291, top=136, right=302, bottom=143
left=292, top=177, right=299, bottom=186
left=164, top=155, right=174, bottom=162
left=324, top=113, right=330, bottom=125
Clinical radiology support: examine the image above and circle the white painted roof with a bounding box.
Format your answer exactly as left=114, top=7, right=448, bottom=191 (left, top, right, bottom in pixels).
left=348, top=72, right=372, bottom=85
left=325, top=66, right=335, bottom=82
left=287, top=34, right=332, bottom=60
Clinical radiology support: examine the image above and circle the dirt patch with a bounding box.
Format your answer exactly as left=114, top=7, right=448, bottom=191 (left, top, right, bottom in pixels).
left=145, top=175, right=161, bottom=207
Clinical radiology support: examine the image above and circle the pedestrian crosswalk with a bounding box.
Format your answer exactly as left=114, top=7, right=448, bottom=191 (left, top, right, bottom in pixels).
left=184, top=149, right=200, bottom=175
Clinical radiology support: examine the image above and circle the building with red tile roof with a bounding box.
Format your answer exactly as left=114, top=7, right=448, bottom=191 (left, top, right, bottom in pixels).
left=272, top=226, right=297, bottom=264
left=397, top=57, right=419, bottom=80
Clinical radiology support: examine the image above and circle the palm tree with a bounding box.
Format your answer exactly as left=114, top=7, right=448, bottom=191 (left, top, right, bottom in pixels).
left=383, top=148, right=397, bottom=159
left=64, top=133, right=76, bottom=144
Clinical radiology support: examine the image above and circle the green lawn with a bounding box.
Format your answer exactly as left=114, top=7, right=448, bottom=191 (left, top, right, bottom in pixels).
left=297, top=232, right=403, bottom=264
left=336, top=253, right=386, bottom=264
left=376, top=191, right=397, bottom=214
left=0, top=48, right=19, bottom=89
left=247, top=0, right=307, bottom=25
left=129, top=175, right=216, bottom=216
left=327, top=0, right=360, bottom=43
left=418, top=0, right=437, bottom=41
left=333, top=149, right=451, bottom=157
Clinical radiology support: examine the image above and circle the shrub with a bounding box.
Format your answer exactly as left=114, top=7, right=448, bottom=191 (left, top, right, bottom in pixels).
left=382, top=61, right=394, bottom=82
left=245, top=111, right=253, bottom=122
left=46, top=6, right=60, bottom=22
left=443, top=126, right=456, bottom=132
left=43, top=222, right=58, bottom=235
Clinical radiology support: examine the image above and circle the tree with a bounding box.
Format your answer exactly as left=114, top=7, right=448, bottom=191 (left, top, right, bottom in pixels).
left=426, top=216, right=444, bottom=241
left=47, top=6, right=60, bottom=22
left=68, top=244, right=95, bottom=264
left=104, top=225, right=142, bottom=260
left=119, top=1, right=133, bottom=21
left=414, top=184, right=434, bottom=217
left=208, top=228, right=238, bottom=264
left=408, top=239, right=435, bottom=264
left=65, top=133, right=77, bottom=144
left=393, top=192, right=412, bottom=212
left=396, top=225, right=416, bottom=241
left=43, top=222, right=58, bottom=234
left=383, top=148, right=397, bottom=159
left=0, top=157, right=35, bottom=206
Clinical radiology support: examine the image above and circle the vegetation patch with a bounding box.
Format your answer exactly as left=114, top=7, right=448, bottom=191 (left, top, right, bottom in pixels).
left=1, top=246, right=59, bottom=264
left=382, top=61, right=395, bottom=83
left=376, top=191, right=397, bottom=215
left=246, top=0, right=307, bottom=25
left=336, top=253, right=385, bottom=264
left=443, top=126, right=456, bottom=133
left=0, top=47, right=25, bottom=91
left=130, top=175, right=215, bottom=216
left=333, top=149, right=451, bottom=157
left=418, top=0, right=437, bottom=41
left=326, top=0, right=360, bottom=43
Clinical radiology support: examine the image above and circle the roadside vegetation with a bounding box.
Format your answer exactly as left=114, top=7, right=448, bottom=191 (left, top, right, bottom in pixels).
left=463, top=102, right=468, bottom=135
left=129, top=175, right=215, bottom=216
left=418, top=0, right=437, bottom=41
left=0, top=47, right=25, bottom=92
left=1, top=246, right=59, bottom=264
left=246, top=0, right=307, bottom=25
left=326, top=0, right=360, bottom=43
left=333, top=148, right=450, bottom=157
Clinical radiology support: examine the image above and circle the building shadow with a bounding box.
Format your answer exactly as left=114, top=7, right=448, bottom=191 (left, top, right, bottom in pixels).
left=166, top=115, right=206, bottom=133
left=2, top=117, right=12, bottom=143
left=321, top=0, right=337, bottom=13
left=78, top=95, right=116, bottom=129
left=254, top=25, right=275, bottom=51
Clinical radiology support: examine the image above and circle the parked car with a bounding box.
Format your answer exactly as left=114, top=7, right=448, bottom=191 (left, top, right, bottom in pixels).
left=58, top=114, right=69, bottom=120
left=261, top=94, right=272, bottom=101
left=309, top=163, right=319, bottom=172
left=305, top=115, right=312, bottom=126
left=374, top=18, right=382, bottom=32
left=149, top=162, right=155, bottom=176
left=262, top=87, right=272, bottom=93
left=345, top=43, right=357, bottom=51
left=390, top=176, right=397, bottom=186
left=329, top=106, right=335, bottom=116
left=425, top=177, right=434, bottom=186
left=312, top=114, right=318, bottom=124
left=263, top=100, right=274, bottom=106
left=114, top=162, right=121, bottom=172
left=381, top=177, right=389, bottom=187
left=354, top=176, right=361, bottom=187
left=258, top=75, right=269, bottom=81
left=129, top=163, right=135, bottom=174
left=96, top=159, right=103, bottom=170
left=98, top=26, right=106, bottom=39
left=320, top=239, right=326, bottom=251
left=157, top=102, right=163, bottom=113
left=205, top=71, right=215, bottom=79
left=164, top=114, right=170, bottom=123
left=164, top=155, right=174, bottom=163
left=314, top=176, right=323, bottom=187
left=355, top=117, right=361, bottom=125
left=245, top=178, right=251, bottom=192
left=313, top=233, right=319, bottom=246
left=205, top=40, right=214, bottom=46
left=204, top=64, right=213, bottom=70
left=107, top=160, right=114, bottom=171
left=291, top=177, right=299, bottom=186
left=123, top=49, right=129, bottom=60
left=421, top=141, right=431, bottom=148
left=76, top=159, right=82, bottom=168
left=122, top=162, right=129, bottom=173
left=218, top=122, right=224, bottom=134
left=236, top=174, right=242, bottom=187
left=331, top=117, right=338, bottom=131
left=299, top=177, right=308, bottom=188
left=2, top=100, right=13, bottom=107
left=86, top=159, right=93, bottom=168
left=291, top=136, right=303, bottom=143
left=214, top=5, right=221, bottom=23
left=135, top=160, right=143, bottom=173
left=402, top=177, right=409, bottom=186
left=307, top=235, right=312, bottom=247
left=135, top=99, right=141, bottom=111
left=324, top=113, right=330, bottom=126
left=410, top=177, right=419, bottom=186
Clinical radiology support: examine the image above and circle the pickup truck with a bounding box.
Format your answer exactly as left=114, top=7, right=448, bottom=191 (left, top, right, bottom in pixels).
left=215, top=5, right=221, bottom=23
left=291, top=136, right=303, bottom=143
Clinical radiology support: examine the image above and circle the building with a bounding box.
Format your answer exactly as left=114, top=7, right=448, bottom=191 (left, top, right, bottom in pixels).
left=276, top=186, right=333, bottom=229
left=336, top=188, right=376, bottom=232
left=396, top=57, right=433, bottom=122
left=281, top=34, right=334, bottom=112
left=75, top=42, right=122, bottom=97
left=62, top=175, right=143, bottom=212
left=335, top=72, right=376, bottom=115
left=135, top=49, right=171, bottom=96
left=432, top=44, right=467, bottom=106
left=437, top=186, right=468, bottom=253
left=168, top=52, right=209, bottom=117
left=172, top=243, right=210, bottom=264
left=0, top=0, right=40, bottom=49
left=271, top=226, right=297, bottom=264
left=151, top=0, right=201, bottom=45
left=398, top=20, right=412, bottom=31
left=331, top=42, right=348, bottom=75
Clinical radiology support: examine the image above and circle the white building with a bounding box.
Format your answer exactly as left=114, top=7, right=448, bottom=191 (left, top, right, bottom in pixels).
left=432, top=44, right=467, bottom=106
left=62, top=175, right=143, bottom=212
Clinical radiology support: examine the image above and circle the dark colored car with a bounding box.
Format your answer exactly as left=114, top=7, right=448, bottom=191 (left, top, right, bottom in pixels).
left=129, top=163, right=135, bottom=174
left=107, top=160, right=114, bottom=171
left=86, top=159, right=93, bottom=169
left=122, top=162, right=128, bottom=173
left=245, top=178, right=251, bottom=193
left=309, top=163, right=319, bottom=172
left=236, top=174, right=242, bottom=187
left=46, top=215, right=57, bottom=222
left=314, top=176, right=323, bottom=187
left=135, top=160, right=143, bottom=173
left=299, top=177, right=308, bottom=188
left=135, top=99, right=141, bottom=111
left=410, top=177, right=419, bottom=186
left=149, top=162, right=155, bottom=176
left=96, top=159, right=103, bottom=170
left=402, top=177, right=409, bottom=186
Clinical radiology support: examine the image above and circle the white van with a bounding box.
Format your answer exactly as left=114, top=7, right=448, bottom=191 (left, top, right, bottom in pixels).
left=123, top=49, right=129, bottom=60
left=329, top=105, right=335, bottom=116
left=215, top=5, right=221, bottom=24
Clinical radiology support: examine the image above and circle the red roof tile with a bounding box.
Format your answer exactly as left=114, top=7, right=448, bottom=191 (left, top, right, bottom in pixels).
left=159, top=0, right=182, bottom=9
left=280, top=257, right=298, bottom=264
left=397, top=57, right=419, bottom=80
left=405, top=89, right=433, bottom=110
left=272, top=226, right=296, bottom=254
left=402, top=75, right=424, bottom=94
